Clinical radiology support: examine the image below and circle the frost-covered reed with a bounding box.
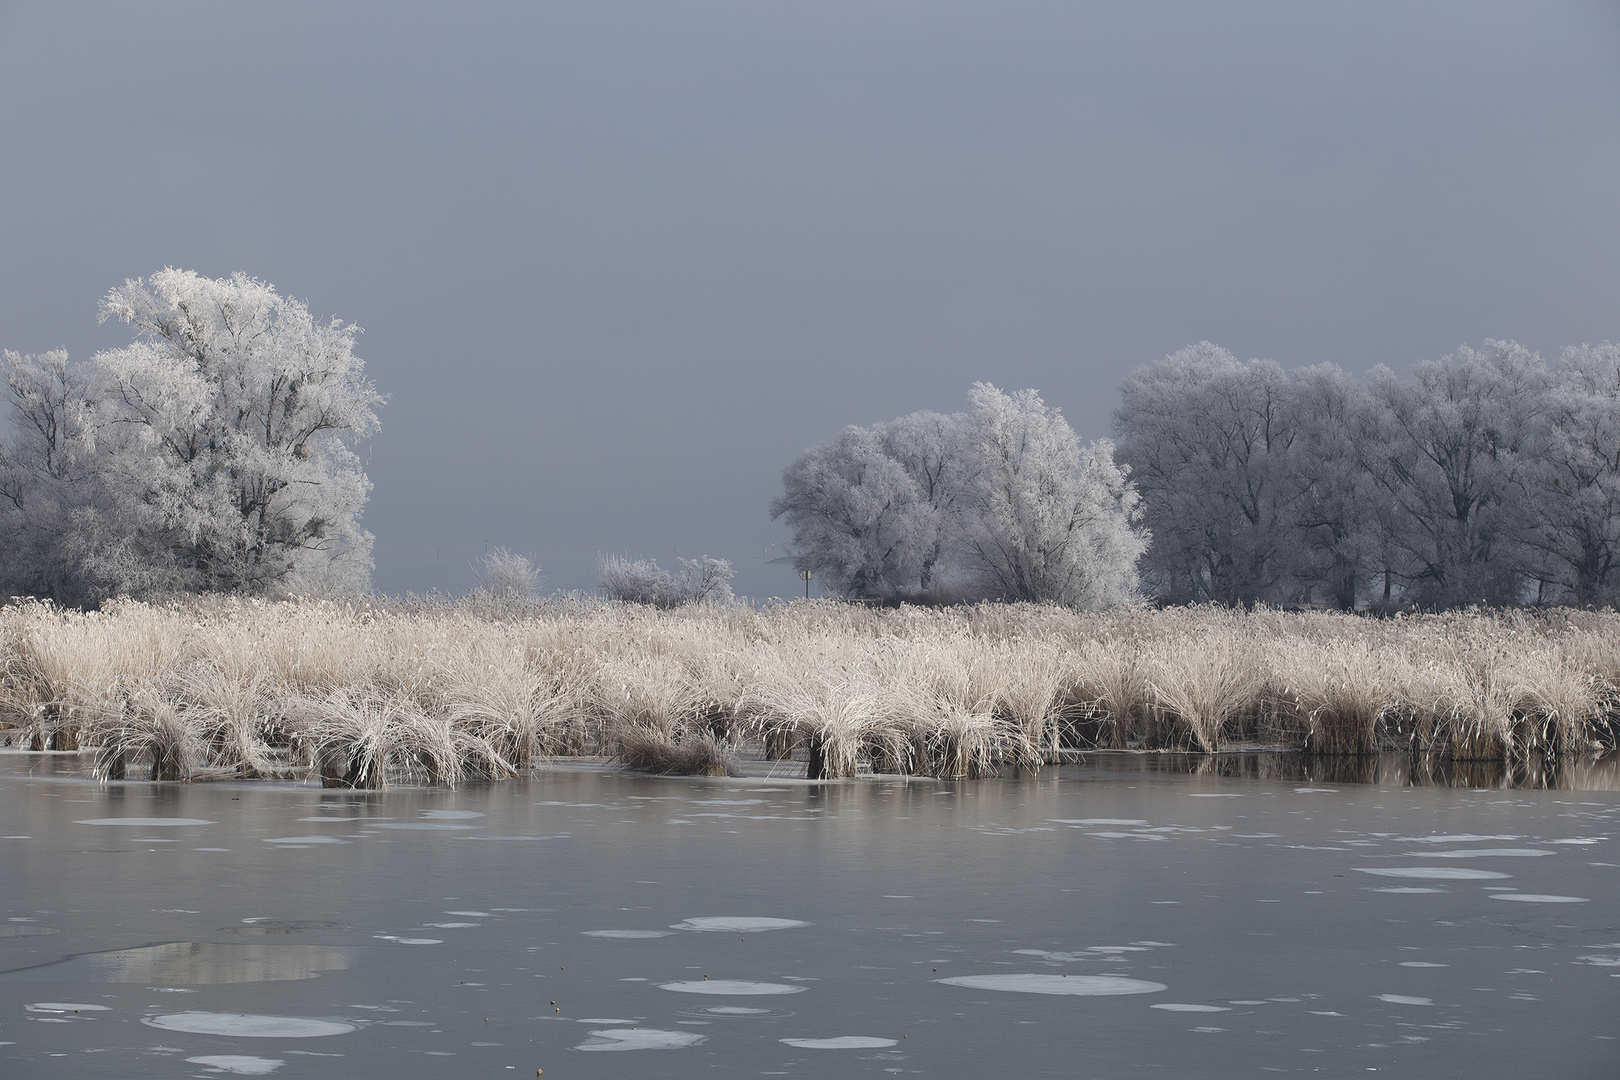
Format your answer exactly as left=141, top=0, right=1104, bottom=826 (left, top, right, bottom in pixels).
left=1, top=596, right=1616, bottom=788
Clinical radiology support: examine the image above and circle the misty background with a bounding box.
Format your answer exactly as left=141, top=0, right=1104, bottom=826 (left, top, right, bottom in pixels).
left=2, top=2, right=1617, bottom=600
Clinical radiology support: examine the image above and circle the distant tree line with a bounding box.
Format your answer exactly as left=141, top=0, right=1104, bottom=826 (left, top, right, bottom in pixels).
left=0, top=270, right=381, bottom=604
left=1114, top=340, right=1620, bottom=610
left=772, top=382, right=1147, bottom=609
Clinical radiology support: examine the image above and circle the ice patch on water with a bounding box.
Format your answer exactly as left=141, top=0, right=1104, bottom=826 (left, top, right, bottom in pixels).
left=1490, top=894, right=1588, bottom=903
left=575, top=1027, right=706, bottom=1051
left=75, top=817, right=214, bottom=827
left=1356, top=867, right=1510, bottom=880
left=1049, top=819, right=1148, bottom=826
left=936, top=974, right=1166, bottom=996
left=1399, top=962, right=1448, bottom=967
left=445, top=911, right=490, bottom=917
left=185, top=1055, right=285, bottom=1075
left=1399, top=834, right=1517, bottom=844
left=264, top=837, right=350, bottom=845
left=670, top=917, right=809, bottom=933
left=1151, top=1004, right=1229, bottom=1012
left=1547, top=837, right=1606, bottom=845
left=704, top=1006, right=771, bottom=1015
left=1576, top=955, right=1620, bottom=966
left=659, top=981, right=806, bottom=995
left=780, top=1036, right=898, bottom=1049
left=1406, top=849, right=1552, bottom=858
left=1294, top=788, right=1338, bottom=793
left=423, top=922, right=478, bottom=928
left=584, top=930, right=674, bottom=939
left=144, top=1012, right=356, bottom=1037
left=27, top=1003, right=111, bottom=1013
left=1375, top=995, right=1433, bottom=1006
left=373, top=936, right=442, bottom=945
left=0, top=924, right=58, bottom=937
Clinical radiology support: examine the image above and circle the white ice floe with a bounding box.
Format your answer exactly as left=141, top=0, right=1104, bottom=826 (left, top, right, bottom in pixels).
left=1546, top=837, right=1606, bottom=845
left=1375, top=995, right=1433, bottom=1006
left=575, top=1027, right=706, bottom=1051
left=1490, top=894, right=1588, bottom=903
left=936, top=974, right=1166, bottom=996
left=27, top=1003, right=111, bottom=1013
left=185, top=1056, right=285, bottom=1075
left=780, top=1036, right=898, bottom=1049
left=1399, top=962, right=1448, bottom=967
left=1405, top=849, right=1552, bottom=858
left=445, top=911, right=490, bottom=917
left=705, top=1006, right=770, bottom=1015
left=583, top=930, right=673, bottom=939
left=669, top=917, right=809, bottom=933
left=143, top=1012, right=356, bottom=1037
left=373, top=936, right=442, bottom=945
left=1049, top=819, right=1148, bottom=826
left=1399, top=834, right=1517, bottom=844
left=658, top=980, right=806, bottom=995
left=1355, top=867, right=1510, bottom=880
left=75, top=818, right=214, bottom=827
left=1151, top=1004, right=1229, bottom=1012
left=424, top=922, right=479, bottom=928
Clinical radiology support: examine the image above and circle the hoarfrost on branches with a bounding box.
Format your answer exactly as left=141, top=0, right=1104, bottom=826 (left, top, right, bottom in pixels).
left=0, top=269, right=382, bottom=602
left=772, top=383, right=1147, bottom=609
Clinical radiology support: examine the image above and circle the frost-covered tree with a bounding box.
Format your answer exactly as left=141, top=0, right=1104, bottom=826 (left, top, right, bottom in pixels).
left=770, top=423, right=939, bottom=597
left=1518, top=343, right=1620, bottom=605
left=952, top=383, right=1146, bottom=608
left=1113, top=344, right=1302, bottom=605
left=773, top=385, right=1146, bottom=608
left=0, top=270, right=382, bottom=601
left=1288, top=364, right=1383, bottom=609
left=1362, top=341, right=1543, bottom=608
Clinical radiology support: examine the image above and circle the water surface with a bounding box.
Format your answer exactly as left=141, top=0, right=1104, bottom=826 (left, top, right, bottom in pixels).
left=1, top=753, right=1616, bottom=1077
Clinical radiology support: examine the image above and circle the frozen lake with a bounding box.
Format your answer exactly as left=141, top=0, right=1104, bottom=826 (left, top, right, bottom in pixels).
left=1, top=752, right=1616, bottom=1078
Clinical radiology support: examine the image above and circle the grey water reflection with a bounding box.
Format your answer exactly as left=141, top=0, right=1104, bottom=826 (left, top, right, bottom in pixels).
left=1, top=942, right=367, bottom=983
left=1076, top=749, right=1620, bottom=789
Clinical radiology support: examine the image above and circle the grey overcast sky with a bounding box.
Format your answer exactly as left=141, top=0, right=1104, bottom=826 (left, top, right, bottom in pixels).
left=2, top=2, right=1618, bottom=600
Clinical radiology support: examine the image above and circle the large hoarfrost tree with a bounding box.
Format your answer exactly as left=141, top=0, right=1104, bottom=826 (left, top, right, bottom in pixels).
left=1113, top=343, right=1301, bottom=605
left=773, top=384, right=1146, bottom=608
left=952, top=383, right=1146, bottom=607
left=769, top=423, right=938, bottom=597
left=0, top=269, right=382, bottom=601
left=1519, top=343, right=1620, bottom=605
left=1361, top=341, right=1543, bottom=608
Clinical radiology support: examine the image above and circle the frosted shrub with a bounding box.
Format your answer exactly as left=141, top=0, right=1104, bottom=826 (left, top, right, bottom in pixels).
left=598, top=554, right=735, bottom=608
left=474, top=547, right=543, bottom=601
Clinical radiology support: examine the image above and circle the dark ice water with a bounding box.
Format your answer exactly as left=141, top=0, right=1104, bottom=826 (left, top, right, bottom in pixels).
left=1, top=752, right=1617, bottom=1078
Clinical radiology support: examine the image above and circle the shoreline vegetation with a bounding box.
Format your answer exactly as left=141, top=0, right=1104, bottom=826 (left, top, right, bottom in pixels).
left=1, top=596, right=1617, bottom=789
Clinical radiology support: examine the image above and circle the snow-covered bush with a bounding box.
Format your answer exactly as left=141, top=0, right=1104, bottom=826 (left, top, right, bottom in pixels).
left=598, top=554, right=735, bottom=608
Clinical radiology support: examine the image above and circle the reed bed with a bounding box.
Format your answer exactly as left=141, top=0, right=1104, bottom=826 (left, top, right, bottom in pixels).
left=0, top=596, right=1617, bottom=788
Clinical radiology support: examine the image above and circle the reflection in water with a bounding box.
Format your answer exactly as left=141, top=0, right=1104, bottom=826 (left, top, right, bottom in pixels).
left=1076, top=750, right=1620, bottom=790
left=1, top=942, right=365, bottom=984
